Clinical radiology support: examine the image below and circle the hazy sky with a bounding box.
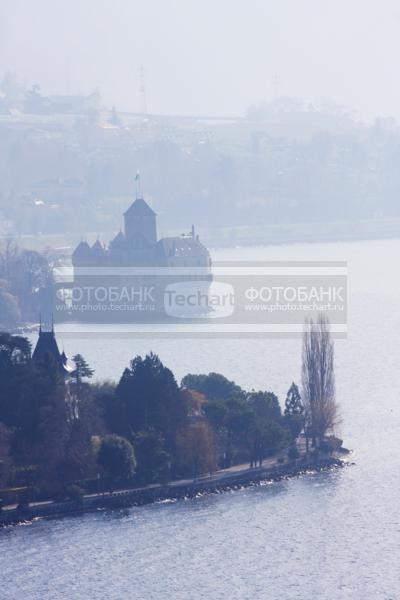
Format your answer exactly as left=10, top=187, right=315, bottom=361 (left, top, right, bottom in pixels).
left=1, top=0, right=400, bottom=120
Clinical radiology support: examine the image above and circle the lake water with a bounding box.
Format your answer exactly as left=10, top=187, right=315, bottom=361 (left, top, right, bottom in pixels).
left=2, top=239, right=400, bottom=599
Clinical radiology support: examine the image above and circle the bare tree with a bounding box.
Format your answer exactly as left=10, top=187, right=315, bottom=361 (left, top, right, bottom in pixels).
left=302, top=314, right=339, bottom=448
left=0, top=238, right=18, bottom=281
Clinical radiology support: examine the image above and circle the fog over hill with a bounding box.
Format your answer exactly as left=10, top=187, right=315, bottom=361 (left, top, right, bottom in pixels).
left=2, top=0, right=400, bottom=120
left=1, top=1, right=400, bottom=245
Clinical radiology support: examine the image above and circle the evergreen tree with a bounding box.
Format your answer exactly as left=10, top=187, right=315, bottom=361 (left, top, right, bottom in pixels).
left=223, top=397, right=254, bottom=464
left=133, top=429, right=170, bottom=483
left=248, top=390, right=282, bottom=422
left=284, top=382, right=304, bottom=416
left=284, top=382, right=304, bottom=440
left=116, top=353, right=186, bottom=448
left=72, top=354, right=94, bottom=383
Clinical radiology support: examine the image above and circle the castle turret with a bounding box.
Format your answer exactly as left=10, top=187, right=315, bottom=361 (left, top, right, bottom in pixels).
left=72, top=240, right=92, bottom=266
left=124, top=198, right=157, bottom=245
left=91, top=239, right=106, bottom=261
left=33, top=325, right=75, bottom=376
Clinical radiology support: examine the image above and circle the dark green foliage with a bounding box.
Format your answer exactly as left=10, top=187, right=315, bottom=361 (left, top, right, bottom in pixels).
left=203, top=400, right=228, bottom=432
left=284, top=383, right=304, bottom=416
left=222, top=398, right=254, bottom=467
left=182, top=372, right=244, bottom=402
left=284, top=382, right=304, bottom=440
left=97, top=434, right=136, bottom=480
left=247, top=391, right=282, bottom=422
left=198, top=376, right=289, bottom=468
left=183, top=374, right=291, bottom=467
left=0, top=422, right=10, bottom=487
left=55, top=418, right=97, bottom=482
left=319, top=436, right=343, bottom=454
left=204, top=396, right=252, bottom=467
left=65, top=484, right=85, bottom=503
left=0, top=333, right=64, bottom=449
left=0, top=332, right=98, bottom=494
left=115, top=353, right=186, bottom=446
left=0, top=332, right=298, bottom=500
left=246, top=419, right=290, bottom=467
left=288, top=446, right=300, bottom=460
left=72, top=354, right=94, bottom=382
left=133, top=429, right=170, bottom=484
left=91, top=381, right=118, bottom=430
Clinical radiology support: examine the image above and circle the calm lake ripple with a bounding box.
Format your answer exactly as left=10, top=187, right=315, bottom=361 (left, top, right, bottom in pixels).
left=2, top=240, right=400, bottom=600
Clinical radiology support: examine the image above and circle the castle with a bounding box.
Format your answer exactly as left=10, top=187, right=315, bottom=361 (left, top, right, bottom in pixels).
left=69, top=196, right=212, bottom=319
left=72, top=197, right=211, bottom=269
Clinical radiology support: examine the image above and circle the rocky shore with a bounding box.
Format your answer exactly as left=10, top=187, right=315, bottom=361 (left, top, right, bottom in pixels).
left=0, top=454, right=349, bottom=528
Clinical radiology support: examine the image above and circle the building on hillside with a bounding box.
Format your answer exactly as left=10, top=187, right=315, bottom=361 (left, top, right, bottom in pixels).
left=23, top=87, right=101, bottom=116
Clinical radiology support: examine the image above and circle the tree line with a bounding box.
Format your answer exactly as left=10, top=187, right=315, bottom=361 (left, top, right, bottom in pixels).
left=0, top=315, right=340, bottom=505
left=0, top=240, right=53, bottom=328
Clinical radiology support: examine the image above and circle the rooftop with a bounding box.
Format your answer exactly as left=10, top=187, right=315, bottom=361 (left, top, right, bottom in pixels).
left=32, top=329, right=75, bottom=376
left=124, top=197, right=156, bottom=218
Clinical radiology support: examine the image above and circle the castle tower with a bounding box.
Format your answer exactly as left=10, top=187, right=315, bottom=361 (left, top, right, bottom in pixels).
left=71, top=240, right=92, bottom=267
left=32, top=323, right=74, bottom=376
left=124, top=197, right=157, bottom=245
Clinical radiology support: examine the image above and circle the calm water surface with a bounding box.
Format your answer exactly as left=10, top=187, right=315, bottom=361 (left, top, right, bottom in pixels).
left=1, top=239, right=399, bottom=599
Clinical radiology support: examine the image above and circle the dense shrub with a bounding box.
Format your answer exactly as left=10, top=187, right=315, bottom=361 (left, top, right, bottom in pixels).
left=320, top=436, right=343, bottom=454
left=288, top=446, right=300, bottom=460
left=66, top=484, right=85, bottom=503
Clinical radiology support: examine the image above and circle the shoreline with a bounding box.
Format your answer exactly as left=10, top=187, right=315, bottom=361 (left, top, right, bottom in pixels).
left=0, top=454, right=350, bottom=528
left=204, top=218, right=400, bottom=248
left=3, top=217, right=400, bottom=253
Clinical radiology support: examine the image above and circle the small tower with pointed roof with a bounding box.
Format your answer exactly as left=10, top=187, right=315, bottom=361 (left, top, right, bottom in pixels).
left=32, top=320, right=75, bottom=377
left=72, top=240, right=92, bottom=267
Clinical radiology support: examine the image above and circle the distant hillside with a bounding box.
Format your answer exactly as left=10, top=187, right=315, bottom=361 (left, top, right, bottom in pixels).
left=1, top=89, right=399, bottom=240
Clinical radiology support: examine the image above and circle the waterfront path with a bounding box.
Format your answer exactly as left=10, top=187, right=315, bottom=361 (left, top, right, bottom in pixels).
left=1, top=440, right=348, bottom=525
